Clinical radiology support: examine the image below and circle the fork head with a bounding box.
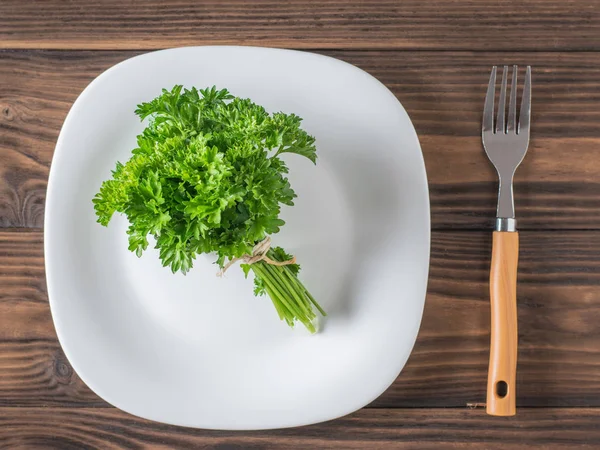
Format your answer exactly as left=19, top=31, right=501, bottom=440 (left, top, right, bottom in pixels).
left=482, top=65, right=531, bottom=220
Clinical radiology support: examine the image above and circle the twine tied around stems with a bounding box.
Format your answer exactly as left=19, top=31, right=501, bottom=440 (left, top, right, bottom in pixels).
left=216, top=236, right=296, bottom=277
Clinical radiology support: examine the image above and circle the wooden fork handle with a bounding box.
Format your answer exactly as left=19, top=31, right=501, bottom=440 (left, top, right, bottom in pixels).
left=487, top=231, right=519, bottom=416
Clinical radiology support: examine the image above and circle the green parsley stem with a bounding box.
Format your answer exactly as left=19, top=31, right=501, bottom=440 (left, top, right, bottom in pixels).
left=264, top=264, right=313, bottom=319
left=282, top=268, right=327, bottom=317
left=252, top=264, right=305, bottom=322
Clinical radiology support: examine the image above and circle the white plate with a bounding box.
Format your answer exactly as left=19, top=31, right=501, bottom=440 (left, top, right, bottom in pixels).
left=46, top=46, right=430, bottom=430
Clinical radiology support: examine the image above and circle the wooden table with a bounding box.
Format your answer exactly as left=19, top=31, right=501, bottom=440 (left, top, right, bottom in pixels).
left=2, top=1, right=600, bottom=448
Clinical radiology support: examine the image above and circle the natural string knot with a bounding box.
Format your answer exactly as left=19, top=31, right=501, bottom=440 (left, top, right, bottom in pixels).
left=217, top=236, right=296, bottom=277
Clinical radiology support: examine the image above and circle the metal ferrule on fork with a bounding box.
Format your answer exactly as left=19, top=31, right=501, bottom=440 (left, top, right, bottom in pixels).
left=495, top=217, right=516, bottom=232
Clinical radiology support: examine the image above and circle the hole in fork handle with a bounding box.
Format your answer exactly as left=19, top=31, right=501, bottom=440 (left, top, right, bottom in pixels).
left=496, top=381, right=508, bottom=398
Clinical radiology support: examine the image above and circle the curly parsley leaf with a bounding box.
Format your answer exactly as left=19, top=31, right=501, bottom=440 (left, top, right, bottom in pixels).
left=94, top=86, right=323, bottom=330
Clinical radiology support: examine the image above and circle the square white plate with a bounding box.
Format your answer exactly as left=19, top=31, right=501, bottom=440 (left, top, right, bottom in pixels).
left=46, top=46, right=430, bottom=430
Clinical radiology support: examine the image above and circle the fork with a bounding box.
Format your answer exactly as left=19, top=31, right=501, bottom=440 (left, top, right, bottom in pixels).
left=482, top=65, right=531, bottom=416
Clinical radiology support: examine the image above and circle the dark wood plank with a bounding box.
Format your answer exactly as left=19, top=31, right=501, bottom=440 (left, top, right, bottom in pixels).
left=2, top=50, right=600, bottom=229
left=376, top=230, right=600, bottom=407
left=0, top=341, right=104, bottom=409
left=2, top=230, right=600, bottom=408
left=1, top=407, right=599, bottom=449
left=423, top=135, right=600, bottom=230
left=2, top=1, right=600, bottom=51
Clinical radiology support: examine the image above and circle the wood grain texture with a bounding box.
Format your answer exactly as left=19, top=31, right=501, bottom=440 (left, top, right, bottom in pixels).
left=2, top=1, right=600, bottom=51
left=377, top=230, right=600, bottom=407
left=3, top=51, right=600, bottom=229
left=3, top=230, right=600, bottom=408
left=487, top=232, right=519, bottom=416
left=1, top=407, right=600, bottom=449
left=2, top=1, right=598, bottom=445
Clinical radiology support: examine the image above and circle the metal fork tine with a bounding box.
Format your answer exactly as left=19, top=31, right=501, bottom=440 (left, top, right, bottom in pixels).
left=496, top=66, right=508, bottom=134
left=483, top=66, right=497, bottom=133
left=507, top=65, right=518, bottom=132
left=519, top=66, right=531, bottom=135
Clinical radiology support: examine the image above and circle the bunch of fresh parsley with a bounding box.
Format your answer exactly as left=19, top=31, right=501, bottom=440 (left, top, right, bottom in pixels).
left=93, top=86, right=325, bottom=332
